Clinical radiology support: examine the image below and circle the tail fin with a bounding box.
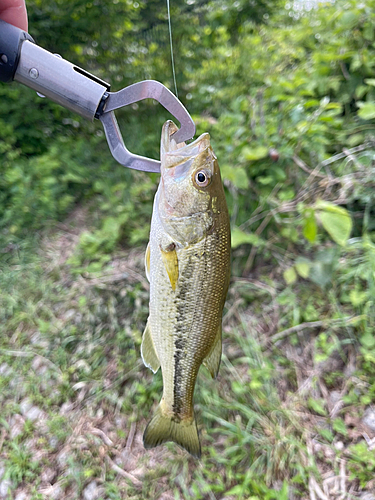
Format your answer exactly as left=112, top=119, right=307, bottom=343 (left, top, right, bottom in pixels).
left=143, top=404, right=201, bottom=458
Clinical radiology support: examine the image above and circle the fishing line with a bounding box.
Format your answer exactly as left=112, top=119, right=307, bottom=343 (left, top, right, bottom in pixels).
left=166, top=0, right=178, bottom=98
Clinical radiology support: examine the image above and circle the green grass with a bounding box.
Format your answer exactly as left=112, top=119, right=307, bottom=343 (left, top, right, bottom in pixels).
left=4, top=443, right=41, bottom=488
left=1, top=220, right=375, bottom=499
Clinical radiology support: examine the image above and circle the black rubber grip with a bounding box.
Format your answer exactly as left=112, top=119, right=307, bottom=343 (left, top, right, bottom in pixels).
left=0, top=19, right=34, bottom=83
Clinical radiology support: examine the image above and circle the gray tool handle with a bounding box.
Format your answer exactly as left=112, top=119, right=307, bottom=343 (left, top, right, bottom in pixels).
left=0, top=19, right=34, bottom=82
left=14, top=40, right=110, bottom=120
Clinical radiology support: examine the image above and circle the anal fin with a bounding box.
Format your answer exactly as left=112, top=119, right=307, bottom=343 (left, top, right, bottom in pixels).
left=141, top=319, right=160, bottom=373
left=203, top=325, right=222, bottom=378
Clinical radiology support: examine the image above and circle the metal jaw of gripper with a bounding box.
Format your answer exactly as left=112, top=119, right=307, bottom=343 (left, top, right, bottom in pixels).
left=99, top=80, right=196, bottom=172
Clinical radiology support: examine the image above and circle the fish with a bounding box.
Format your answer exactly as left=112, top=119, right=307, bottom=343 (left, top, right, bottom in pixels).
left=141, top=120, right=231, bottom=458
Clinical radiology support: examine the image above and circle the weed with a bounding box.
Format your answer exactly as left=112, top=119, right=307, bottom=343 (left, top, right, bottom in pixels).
left=4, top=443, right=40, bottom=487
left=347, top=441, right=375, bottom=488
left=47, top=415, right=70, bottom=445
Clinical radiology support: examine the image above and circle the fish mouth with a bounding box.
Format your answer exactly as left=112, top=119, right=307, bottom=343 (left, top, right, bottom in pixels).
left=161, top=120, right=211, bottom=173
left=158, top=120, right=215, bottom=222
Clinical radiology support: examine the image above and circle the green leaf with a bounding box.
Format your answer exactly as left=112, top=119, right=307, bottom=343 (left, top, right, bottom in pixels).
left=225, top=485, right=243, bottom=496
left=360, top=332, right=375, bottom=349
left=221, top=164, right=249, bottom=189
left=303, top=210, right=317, bottom=243
left=357, top=102, right=375, bottom=120
left=308, top=248, right=338, bottom=288
left=363, top=23, right=375, bottom=41
left=340, top=11, right=359, bottom=28
left=318, top=427, right=334, bottom=442
left=241, top=145, right=268, bottom=161
left=315, top=201, right=352, bottom=246
left=333, top=418, right=348, bottom=436
left=257, top=176, right=274, bottom=185
left=347, top=133, right=364, bottom=147
left=280, top=226, right=299, bottom=243
left=231, top=227, right=261, bottom=248
left=355, top=85, right=369, bottom=99
left=283, top=267, right=297, bottom=285
left=295, top=258, right=311, bottom=279
left=308, top=397, right=327, bottom=416
left=349, top=289, right=368, bottom=307
left=364, top=78, right=375, bottom=87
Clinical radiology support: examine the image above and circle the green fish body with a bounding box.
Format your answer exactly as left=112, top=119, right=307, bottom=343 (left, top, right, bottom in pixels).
left=141, top=121, right=231, bottom=457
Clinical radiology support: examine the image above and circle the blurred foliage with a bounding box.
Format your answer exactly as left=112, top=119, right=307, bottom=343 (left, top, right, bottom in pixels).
left=1, top=0, right=375, bottom=497
left=1, top=0, right=375, bottom=248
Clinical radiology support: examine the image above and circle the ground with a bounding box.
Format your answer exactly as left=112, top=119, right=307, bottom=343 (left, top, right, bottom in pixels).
left=0, top=207, right=375, bottom=500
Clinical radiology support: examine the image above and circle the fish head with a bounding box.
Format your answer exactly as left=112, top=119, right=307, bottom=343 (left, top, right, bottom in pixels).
left=158, top=121, right=225, bottom=243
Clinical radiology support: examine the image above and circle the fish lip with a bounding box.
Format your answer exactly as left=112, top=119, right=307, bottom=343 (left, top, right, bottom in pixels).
left=161, top=120, right=211, bottom=168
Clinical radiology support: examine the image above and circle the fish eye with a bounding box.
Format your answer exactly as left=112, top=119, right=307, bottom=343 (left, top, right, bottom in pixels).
left=194, top=170, right=211, bottom=187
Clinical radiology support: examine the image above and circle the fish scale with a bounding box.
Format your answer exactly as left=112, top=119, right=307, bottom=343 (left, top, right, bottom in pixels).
left=141, top=120, right=231, bottom=457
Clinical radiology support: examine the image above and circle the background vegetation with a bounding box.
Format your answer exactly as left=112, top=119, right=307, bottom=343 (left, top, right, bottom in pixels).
left=1, top=0, right=375, bottom=498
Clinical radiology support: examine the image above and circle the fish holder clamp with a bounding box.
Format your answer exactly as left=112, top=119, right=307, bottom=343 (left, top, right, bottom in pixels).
left=0, top=19, right=195, bottom=172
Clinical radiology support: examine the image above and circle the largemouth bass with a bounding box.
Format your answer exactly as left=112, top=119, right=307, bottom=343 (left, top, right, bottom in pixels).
left=141, top=120, right=231, bottom=457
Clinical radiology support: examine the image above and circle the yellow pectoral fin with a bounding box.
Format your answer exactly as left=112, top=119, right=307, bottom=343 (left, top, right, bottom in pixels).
left=203, top=324, right=222, bottom=378
left=160, top=244, right=179, bottom=291
left=145, top=242, right=151, bottom=282
left=141, top=319, right=160, bottom=373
